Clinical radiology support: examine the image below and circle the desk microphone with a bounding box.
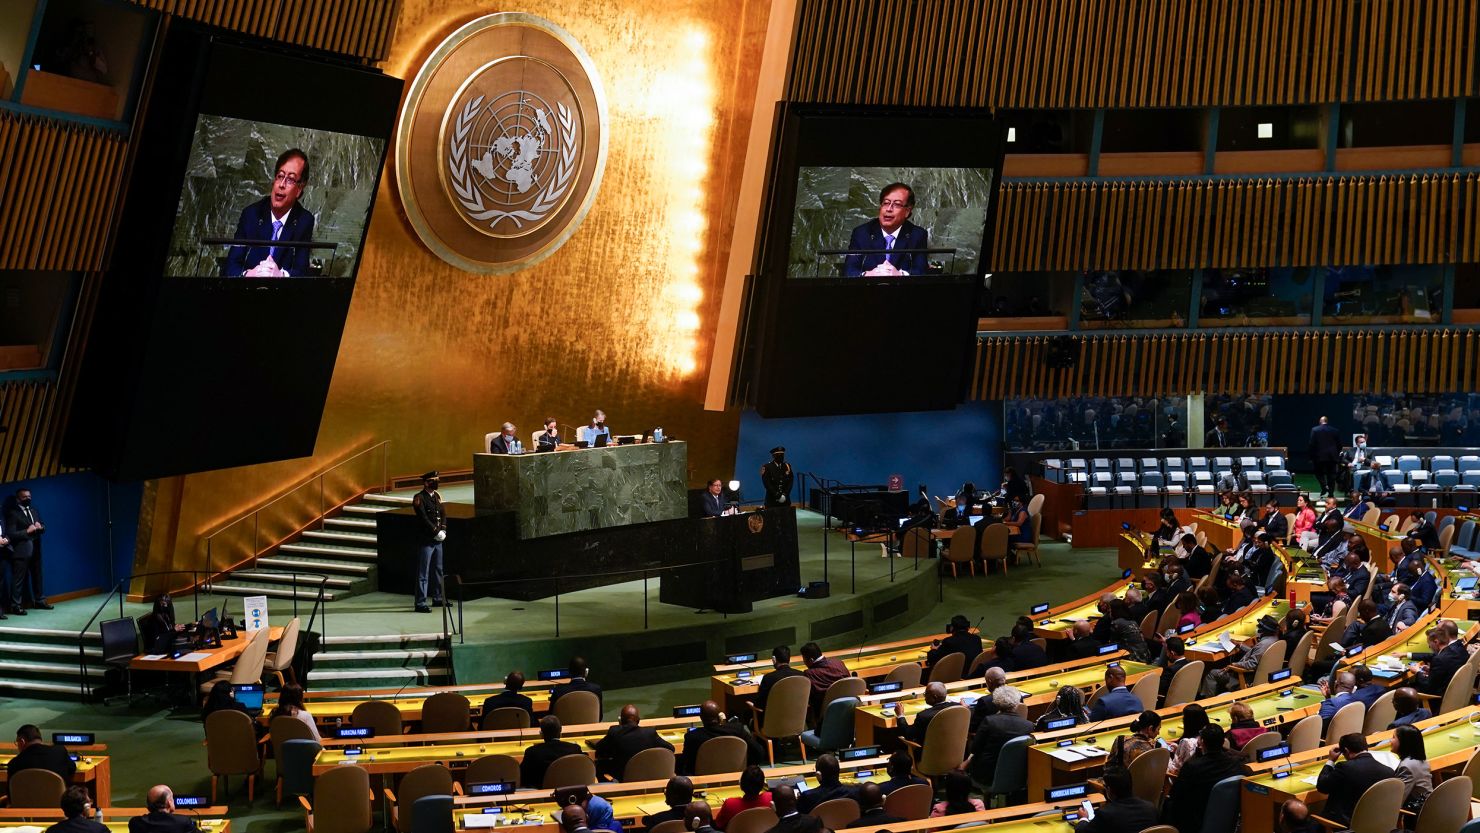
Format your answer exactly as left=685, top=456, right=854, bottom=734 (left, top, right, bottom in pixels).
left=854, top=633, right=868, bottom=671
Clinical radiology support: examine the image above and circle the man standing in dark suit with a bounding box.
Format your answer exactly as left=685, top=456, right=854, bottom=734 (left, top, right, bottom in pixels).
left=223, top=148, right=317, bottom=277
left=677, top=701, right=764, bottom=775
left=550, top=657, right=603, bottom=718
left=481, top=672, right=535, bottom=727
left=843, top=183, right=929, bottom=277
left=760, top=448, right=793, bottom=508
left=593, top=705, right=674, bottom=780
left=1309, top=416, right=1343, bottom=498
left=126, top=787, right=197, bottom=833
left=1314, top=734, right=1395, bottom=827
left=1073, top=767, right=1156, bottom=833
left=7, top=725, right=74, bottom=783
left=700, top=480, right=728, bottom=518
left=4, top=488, right=46, bottom=613
left=764, top=786, right=822, bottom=833
left=520, top=716, right=584, bottom=788
left=1205, top=417, right=1231, bottom=448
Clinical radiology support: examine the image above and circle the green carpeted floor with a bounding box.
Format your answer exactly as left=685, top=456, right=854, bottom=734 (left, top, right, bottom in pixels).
left=1, top=531, right=1120, bottom=832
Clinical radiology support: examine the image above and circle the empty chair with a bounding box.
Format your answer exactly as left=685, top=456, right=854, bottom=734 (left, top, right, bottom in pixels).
left=1130, top=670, right=1162, bottom=711
left=1266, top=469, right=1293, bottom=488
left=1138, top=472, right=1165, bottom=507
left=1164, top=458, right=1186, bottom=473
left=300, top=762, right=373, bottom=833
left=943, top=525, right=979, bottom=577
left=1239, top=731, right=1283, bottom=759
left=278, top=738, right=321, bottom=808
left=1374, top=455, right=1395, bottom=469
left=622, top=747, right=676, bottom=782
left=1139, top=457, right=1162, bottom=474
left=1115, top=457, right=1137, bottom=474
left=1409, top=470, right=1434, bottom=489
left=1450, top=520, right=1478, bottom=559
left=542, top=753, right=596, bottom=788
left=386, top=763, right=454, bottom=833
left=979, top=523, right=1010, bottom=576
left=1015, top=512, right=1043, bottom=567
left=206, top=709, right=263, bottom=803
left=928, top=652, right=966, bottom=684
left=1187, top=456, right=1209, bottom=469
left=1434, top=469, right=1460, bottom=489
left=1238, top=455, right=1259, bottom=469
left=748, top=673, right=810, bottom=764
left=1114, top=472, right=1136, bottom=508
left=351, top=699, right=404, bottom=736
left=1286, top=714, right=1322, bottom=753
left=269, top=714, right=316, bottom=803
left=1197, top=774, right=1245, bottom=833
left=1362, top=690, right=1397, bottom=734
left=1456, top=471, right=1480, bottom=493
left=980, top=734, right=1029, bottom=807
left=1213, top=456, right=1233, bottom=470
left=553, top=689, right=601, bottom=726
left=409, top=795, right=453, bottom=833
left=199, top=627, right=271, bottom=697
left=264, top=616, right=302, bottom=688
left=1397, top=454, right=1422, bottom=472
left=1385, top=470, right=1411, bottom=493
left=465, top=754, right=520, bottom=786
left=1460, top=455, right=1480, bottom=472
left=482, top=707, right=531, bottom=730
left=6, top=769, right=66, bottom=808
left=420, top=691, right=470, bottom=734
left=801, top=696, right=857, bottom=755
left=1263, top=455, right=1284, bottom=469
left=1162, top=660, right=1204, bottom=707
left=1129, top=746, right=1170, bottom=810
left=1432, top=455, right=1456, bottom=472
left=1165, top=471, right=1189, bottom=499
left=883, top=663, right=922, bottom=687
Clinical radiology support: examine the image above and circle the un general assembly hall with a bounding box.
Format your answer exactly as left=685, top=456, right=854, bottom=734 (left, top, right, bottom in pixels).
left=6, top=2, right=1480, bottom=833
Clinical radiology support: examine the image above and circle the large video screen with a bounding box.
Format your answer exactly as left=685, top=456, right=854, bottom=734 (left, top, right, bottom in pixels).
left=788, top=166, right=993, bottom=278
left=166, top=116, right=385, bottom=278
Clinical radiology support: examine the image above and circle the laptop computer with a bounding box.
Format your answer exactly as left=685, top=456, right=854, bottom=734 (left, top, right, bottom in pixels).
left=594, top=432, right=609, bottom=448
left=233, top=684, right=265, bottom=715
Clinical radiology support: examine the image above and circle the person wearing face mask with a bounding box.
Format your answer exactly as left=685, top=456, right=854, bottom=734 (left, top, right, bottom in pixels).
left=1343, top=434, right=1370, bottom=492
left=411, top=471, right=446, bottom=613
left=1386, top=584, right=1419, bottom=631
left=580, top=410, right=611, bottom=447
left=140, top=594, right=183, bottom=653
left=760, top=447, right=793, bottom=507
left=4, top=487, right=48, bottom=614
left=489, top=422, right=524, bottom=454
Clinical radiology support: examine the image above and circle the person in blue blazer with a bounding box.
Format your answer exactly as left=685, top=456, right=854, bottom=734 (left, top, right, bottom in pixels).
left=224, top=148, right=317, bottom=277
left=843, top=183, right=929, bottom=276
left=1087, top=665, right=1142, bottom=721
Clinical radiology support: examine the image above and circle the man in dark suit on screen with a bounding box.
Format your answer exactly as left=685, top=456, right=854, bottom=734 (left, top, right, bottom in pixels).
left=843, top=183, right=929, bottom=276
left=223, top=148, right=316, bottom=277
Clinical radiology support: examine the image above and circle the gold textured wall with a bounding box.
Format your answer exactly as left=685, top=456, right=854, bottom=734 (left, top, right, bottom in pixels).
left=136, top=0, right=774, bottom=579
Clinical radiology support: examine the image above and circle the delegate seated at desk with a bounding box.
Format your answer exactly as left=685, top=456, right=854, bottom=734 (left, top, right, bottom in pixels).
left=7, top=724, right=75, bottom=783
left=701, top=479, right=732, bottom=518
left=490, top=422, right=524, bottom=454
left=843, top=183, right=928, bottom=277
left=536, top=418, right=563, bottom=453
left=578, top=410, right=611, bottom=446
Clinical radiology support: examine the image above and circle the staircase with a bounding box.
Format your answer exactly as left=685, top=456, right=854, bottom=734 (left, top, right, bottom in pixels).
left=0, top=625, right=105, bottom=698
left=210, top=492, right=413, bottom=602
left=307, top=632, right=453, bottom=689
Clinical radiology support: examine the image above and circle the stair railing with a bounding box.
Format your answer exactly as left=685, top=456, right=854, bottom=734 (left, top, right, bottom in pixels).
left=201, top=440, right=390, bottom=592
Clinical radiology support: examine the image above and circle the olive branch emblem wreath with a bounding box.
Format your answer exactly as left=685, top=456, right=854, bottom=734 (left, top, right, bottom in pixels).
left=448, top=94, right=577, bottom=229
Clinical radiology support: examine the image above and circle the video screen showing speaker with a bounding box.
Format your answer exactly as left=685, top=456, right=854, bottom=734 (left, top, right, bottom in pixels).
left=165, top=116, right=385, bottom=278
left=62, top=24, right=403, bottom=480
left=741, top=105, right=1005, bottom=418
left=787, top=166, right=993, bottom=278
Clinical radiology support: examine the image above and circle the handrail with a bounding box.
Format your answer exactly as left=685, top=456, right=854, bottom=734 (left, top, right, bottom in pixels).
left=79, top=568, right=329, bottom=700
left=200, top=440, right=390, bottom=592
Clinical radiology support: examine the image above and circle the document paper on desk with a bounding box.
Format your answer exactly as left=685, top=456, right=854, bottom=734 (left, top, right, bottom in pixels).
left=462, top=815, right=501, bottom=829
left=1218, top=632, right=1236, bottom=653
left=179, top=652, right=211, bottom=662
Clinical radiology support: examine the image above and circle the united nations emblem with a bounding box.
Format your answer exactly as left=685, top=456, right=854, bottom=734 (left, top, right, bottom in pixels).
left=747, top=514, right=765, bottom=534
left=395, top=13, right=608, bottom=273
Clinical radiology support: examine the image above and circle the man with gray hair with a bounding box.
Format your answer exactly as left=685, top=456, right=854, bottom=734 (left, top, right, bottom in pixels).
left=966, top=686, right=1032, bottom=788
left=969, top=666, right=1010, bottom=734
left=128, top=786, right=195, bottom=833
left=490, top=422, right=523, bottom=454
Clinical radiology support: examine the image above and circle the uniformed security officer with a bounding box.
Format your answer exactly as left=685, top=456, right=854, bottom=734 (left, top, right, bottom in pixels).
left=760, top=447, right=794, bottom=507
left=412, top=471, right=446, bottom=613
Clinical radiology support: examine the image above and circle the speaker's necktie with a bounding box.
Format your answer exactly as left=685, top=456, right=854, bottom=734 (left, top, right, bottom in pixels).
left=271, top=219, right=283, bottom=261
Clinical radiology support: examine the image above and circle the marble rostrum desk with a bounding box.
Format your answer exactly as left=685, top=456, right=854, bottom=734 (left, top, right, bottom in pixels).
left=374, top=442, right=800, bottom=608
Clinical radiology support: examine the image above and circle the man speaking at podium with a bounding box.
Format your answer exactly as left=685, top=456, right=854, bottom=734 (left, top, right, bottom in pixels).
left=224, top=148, right=317, bottom=277
left=844, top=182, right=928, bottom=277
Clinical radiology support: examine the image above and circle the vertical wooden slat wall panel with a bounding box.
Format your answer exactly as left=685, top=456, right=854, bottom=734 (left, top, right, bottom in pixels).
left=987, top=174, right=1474, bottom=271
left=0, top=113, right=127, bottom=271
left=787, top=0, right=1480, bottom=106
left=129, top=0, right=398, bottom=60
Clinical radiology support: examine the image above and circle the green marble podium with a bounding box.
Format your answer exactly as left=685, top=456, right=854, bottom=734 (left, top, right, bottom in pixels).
left=472, top=441, right=689, bottom=539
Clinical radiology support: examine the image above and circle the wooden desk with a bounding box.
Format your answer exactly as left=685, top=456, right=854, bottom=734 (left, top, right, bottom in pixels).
left=1192, top=511, right=1245, bottom=553
left=312, top=717, right=701, bottom=775
left=1344, top=519, right=1407, bottom=564
left=852, top=657, right=1155, bottom=746
left=0, top=808, right=228, bottom=831
left=710, top=633, right=950, bottom=713
left=1239, top=706, right=1480, bottom=833
left=0, top=753, right=112, bottom=807
left=265, top=689, right=555, bottom=727
left=130, top=627, right=285, bottom=674
left=1030, top=580, right=1134, bottom=640
left=1025, top=680, right=1323, bottom=796
left=1329, top=602, right=1473, bottom=683
left=1182, top=597, right=1290, bottom=663
left=1117, top=531, right=1158, bottom=574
